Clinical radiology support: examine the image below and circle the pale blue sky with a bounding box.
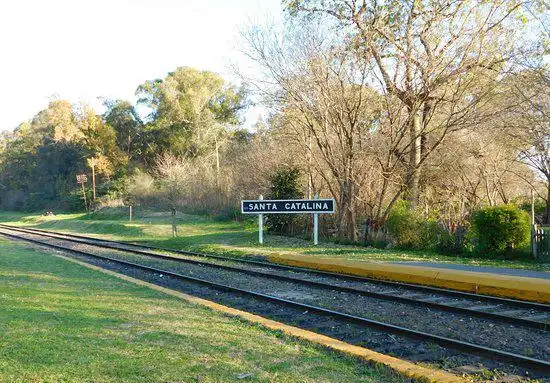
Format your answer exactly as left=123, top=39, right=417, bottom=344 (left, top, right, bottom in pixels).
left=0, top=0, right=282, bottom=131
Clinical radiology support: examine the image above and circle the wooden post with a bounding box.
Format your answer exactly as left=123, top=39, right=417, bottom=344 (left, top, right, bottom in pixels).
left=81, top=181, right=88, bottom=211
left=171, top=208, right=177, bottom=237
left=91, top=158, right=96, bottom=200
left=258, top=195, right=263, bottom=244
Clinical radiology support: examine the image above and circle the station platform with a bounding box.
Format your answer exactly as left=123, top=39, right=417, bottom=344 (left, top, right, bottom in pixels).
left=267, top=254, right=550, bottom=303
left=392, top=261, right=550, bottom=279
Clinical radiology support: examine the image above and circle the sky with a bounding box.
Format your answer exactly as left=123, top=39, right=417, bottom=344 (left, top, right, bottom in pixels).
left=0, top=0, right=282, bottom=131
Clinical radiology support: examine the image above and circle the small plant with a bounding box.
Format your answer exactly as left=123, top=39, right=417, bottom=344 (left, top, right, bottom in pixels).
left=470, top=204, right=531, bottom=258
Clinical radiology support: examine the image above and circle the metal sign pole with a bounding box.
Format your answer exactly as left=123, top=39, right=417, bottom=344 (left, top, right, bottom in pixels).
left=313, top=194, right=319, bottom=245
left=258, top=194, right=263, bottom=244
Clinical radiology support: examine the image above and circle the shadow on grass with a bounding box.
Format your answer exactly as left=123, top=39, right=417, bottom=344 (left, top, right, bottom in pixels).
left=16, top=214, right=257, bottom=252
left=32, top=220, right=147, bottom=238
left=132, top=230, right=257, bottom=249
left=5, top=210, right=548, bottom=270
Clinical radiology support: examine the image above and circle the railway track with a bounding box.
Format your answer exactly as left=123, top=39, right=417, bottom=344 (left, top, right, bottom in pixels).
left=2, top=224, right=549, bottom=327
left=1, top=224, right=549, bottom=376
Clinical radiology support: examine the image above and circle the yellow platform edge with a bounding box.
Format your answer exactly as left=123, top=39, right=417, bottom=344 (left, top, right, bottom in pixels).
left=267, top=254, right=550, bottom=304
left=45, top=251, right=465, bottom=383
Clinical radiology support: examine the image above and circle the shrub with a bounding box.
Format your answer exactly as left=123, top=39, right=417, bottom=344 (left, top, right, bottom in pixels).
left=435, top=223, right=469, bottom=255
left=386, top=201, right=437, bottom=250
left=66, top=188, right=93, bottom=212
left=470, top=204, right=531, bottom=257
left=265, top=166, right=304, bottom=235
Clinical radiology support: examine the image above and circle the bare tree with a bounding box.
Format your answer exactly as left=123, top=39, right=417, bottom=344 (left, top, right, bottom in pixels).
left=503, top=69, right=550, bottom=223
left=286, top=0, right=531, bottom=207
left=241, top=22, right=380, bottom=240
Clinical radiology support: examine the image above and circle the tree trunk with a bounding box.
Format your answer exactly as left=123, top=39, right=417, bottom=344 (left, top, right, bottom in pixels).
left=545, top=180, right=550, bottom=225
left=215, top=141, right=220, bottom=189
left=407, top=111, right=422, bottom=208
left=346, top=180, right=357, bottom=242
left=91, top=159, right=96, bottom=200
left=337, top=179, right=357, bottom=242
left=336, top=185, right=346, bottom=240
left=307, top=132, right=313, bottom=199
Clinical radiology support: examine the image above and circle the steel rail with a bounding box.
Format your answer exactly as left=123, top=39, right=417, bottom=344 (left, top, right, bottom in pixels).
left=2, top=224, right=549, bottom=313
left=1, top=228, right=549, bottom=373
left=1, top=224, right=549, bottom=331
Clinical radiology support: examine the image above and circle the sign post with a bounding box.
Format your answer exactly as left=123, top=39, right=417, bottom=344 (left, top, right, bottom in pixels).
left=313, top=194, right=319, bottom=245
left=532, top=189, right=537, bottom=258
left=241, top=197, right=335, bottom=245
left=258, top=195, right=264, bottom=244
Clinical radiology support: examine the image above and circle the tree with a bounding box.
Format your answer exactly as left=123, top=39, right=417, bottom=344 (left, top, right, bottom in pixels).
left=0, top=101, right=88, bottom=210
left=136, top=67, right=247, bottom=169
left=502, top=69, right=550, bottom=223
left=154, top=154, right=193, bottom=236
left=103, top=99, right=143, bottom=160
left=0, top=135, right=87, bottom=210
left=286, top=0, right=532, bottom=207
left=241, top=22, right=381, bottom=240
left=32, top=100, right=80, bottom=142
left=75, top=104, right=127, bottom=179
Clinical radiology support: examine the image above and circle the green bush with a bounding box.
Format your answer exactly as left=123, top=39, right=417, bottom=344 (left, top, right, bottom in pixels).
left=470, top=204, right=531, bottom=257
left=66, top=188, right=93, bottom=212
left=265, top=166, right=304, bottom=235
left=386, top=201, right=437, bottom=250
left=435, top=224, right=469, bottom=255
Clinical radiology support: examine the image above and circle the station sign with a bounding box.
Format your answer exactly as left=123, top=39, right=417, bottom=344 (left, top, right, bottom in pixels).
left=241, top=198, right=335, bottom=214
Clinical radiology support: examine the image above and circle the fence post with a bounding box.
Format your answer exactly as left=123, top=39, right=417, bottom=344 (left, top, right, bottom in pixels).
left=533, top=224, right=538, bottom=259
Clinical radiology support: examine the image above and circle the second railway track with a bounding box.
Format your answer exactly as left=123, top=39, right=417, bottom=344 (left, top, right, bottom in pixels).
left=1, top=224, right=549, bottom=378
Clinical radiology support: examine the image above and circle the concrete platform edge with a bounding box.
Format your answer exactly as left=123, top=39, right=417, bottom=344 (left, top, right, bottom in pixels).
left=267, top=254, right=550, bottom=304
left=47, top=251, right=465, bottom=383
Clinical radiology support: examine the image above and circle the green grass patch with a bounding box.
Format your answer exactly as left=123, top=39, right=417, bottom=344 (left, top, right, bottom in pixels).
left=0, top=237, right=404, bottom=383
left=1, top=208, right=548, bottom=271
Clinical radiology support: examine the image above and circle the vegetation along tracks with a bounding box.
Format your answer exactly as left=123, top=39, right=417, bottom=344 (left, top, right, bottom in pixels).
left=1, top=224, right=549, bottom=377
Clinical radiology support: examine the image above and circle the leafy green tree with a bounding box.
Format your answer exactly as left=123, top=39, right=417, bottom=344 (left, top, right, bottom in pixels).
left=103, top=99, right=143, bottom=159
left=136, top=67, right=247, bottom=160
left=0, top=101, right=127, bottom=211
left=0, top=137, right=87, bottom=210
left=31, top=100, right=80, bottom=142
left=75, top=104, right=127, bottom=178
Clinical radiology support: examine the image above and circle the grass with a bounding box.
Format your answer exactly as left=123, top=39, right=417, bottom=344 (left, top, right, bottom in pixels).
left=0, top=237, right=405, bottom=383
left=1, top=208, right=549, bottom=272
